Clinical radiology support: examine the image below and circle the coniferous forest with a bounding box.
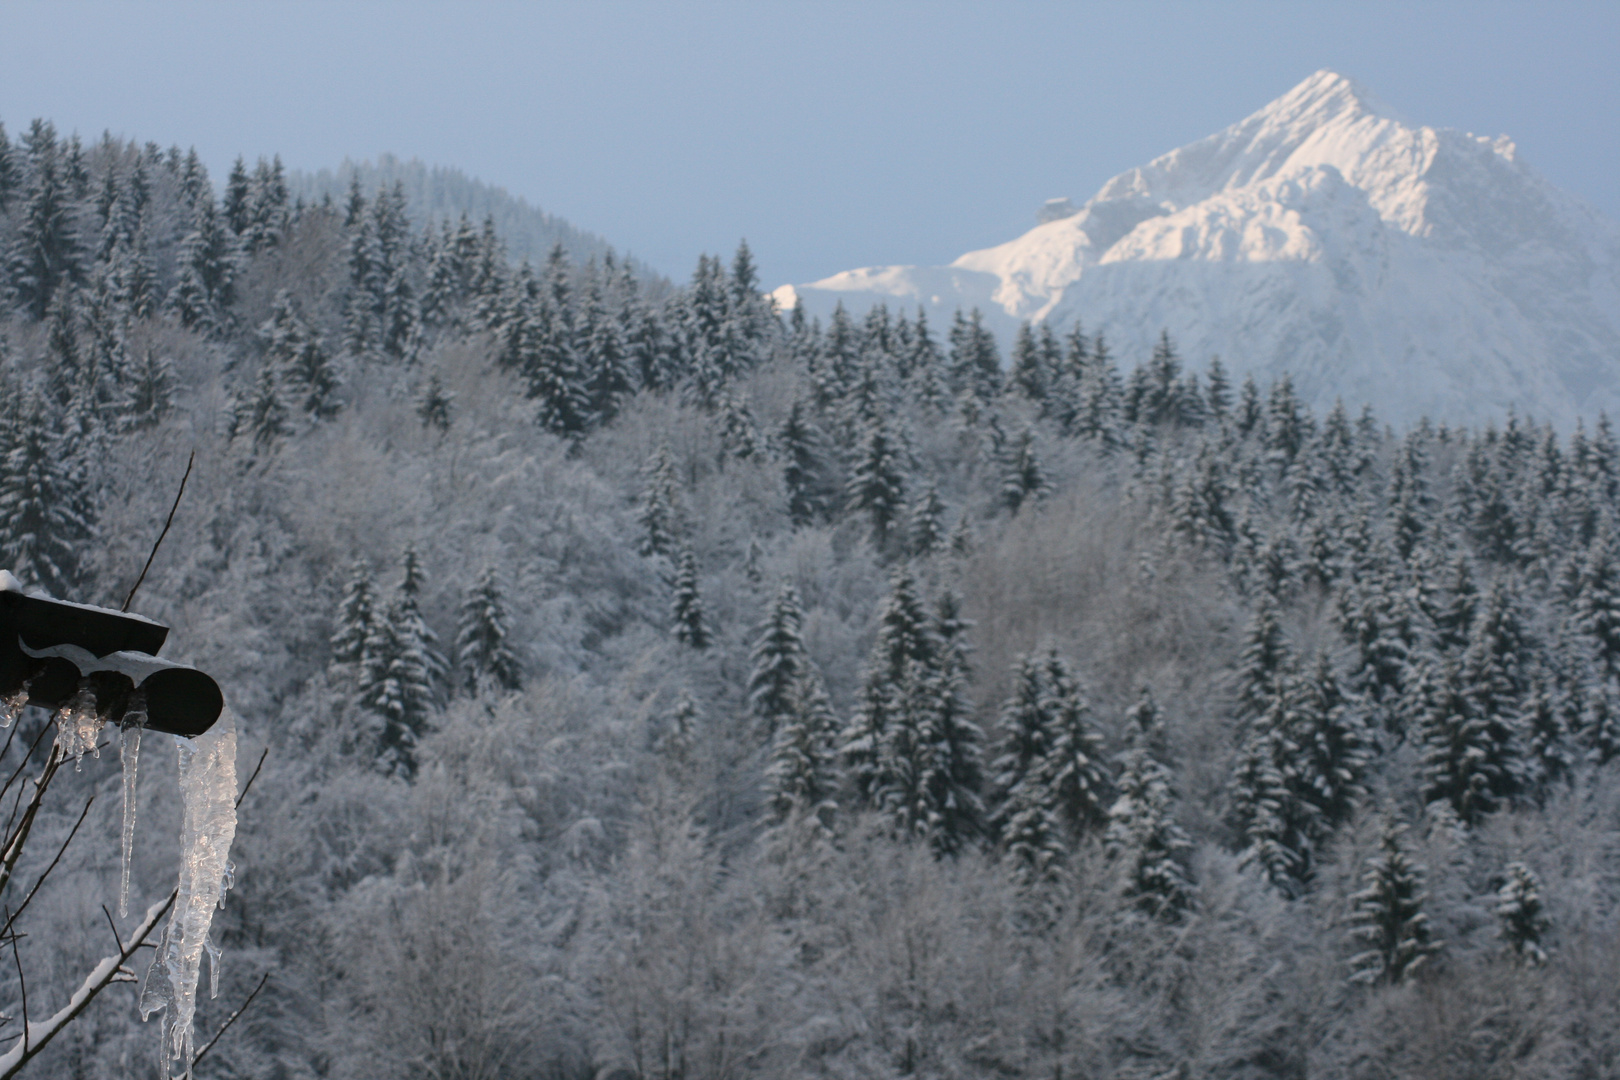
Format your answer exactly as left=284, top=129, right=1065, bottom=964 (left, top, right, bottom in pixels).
left=1, top=118, right=1619, bottom=1079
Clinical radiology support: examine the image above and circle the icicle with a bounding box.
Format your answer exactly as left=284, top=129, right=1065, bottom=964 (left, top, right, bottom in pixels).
left=52, top=679, right=104, bottom=768
left=140, top=705, right=237, bottom=1080
left=0, top=681, right=28, bottom=728
left=204, top=936, right=221, bottom=1000
left=119, top=705, right=145, bottom=919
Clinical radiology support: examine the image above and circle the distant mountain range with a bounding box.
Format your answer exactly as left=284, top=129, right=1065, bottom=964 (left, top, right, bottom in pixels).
left=774, top=70, right=1620, bottom=426
left=289, top=154, right=670, bottom=294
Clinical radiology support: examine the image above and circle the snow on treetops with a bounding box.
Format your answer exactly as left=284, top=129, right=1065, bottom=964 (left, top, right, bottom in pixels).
left=0, top=574, right=236, bottom=1080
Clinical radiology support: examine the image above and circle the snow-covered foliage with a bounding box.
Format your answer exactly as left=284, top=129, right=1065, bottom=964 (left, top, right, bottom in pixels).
left=0, top=114, right=1619, bottom=1079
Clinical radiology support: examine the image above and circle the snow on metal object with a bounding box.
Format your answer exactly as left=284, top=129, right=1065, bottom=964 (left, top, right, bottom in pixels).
left=0, top=587, right=223, bottom=738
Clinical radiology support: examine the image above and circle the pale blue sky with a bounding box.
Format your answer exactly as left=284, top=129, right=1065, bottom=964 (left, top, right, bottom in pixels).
left=2, top=1, right=1615, bottom=286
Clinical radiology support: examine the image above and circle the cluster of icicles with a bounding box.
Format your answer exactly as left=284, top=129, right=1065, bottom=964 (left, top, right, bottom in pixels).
left=2, top=679, right=238, bottom=1080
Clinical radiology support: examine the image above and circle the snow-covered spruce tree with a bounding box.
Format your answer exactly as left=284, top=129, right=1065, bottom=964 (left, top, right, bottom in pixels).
left=166, top=190, right=237, bottom=334
left=1430, top=551, right=1479, bottom=653
left=1037, top=649, right=1111, bottom=838
left=873, top=659, right=936, bottom=844
left=1339, top=573, right=1424, bottom=735
left=455, top=566, right=523, bottom=695
left=1416, top=658, right=1522, bottom=826
left=842, top=568, right=934, bottom=804
left=1228, top=690, right=1316, bottom=896
left=1347, top=818, right=1439, bottom=985
left=5, top=135, right=82, bottom=319
left=0, top=390, right=93, bottom=596
left=749, top=582, right=807, bottom=737
left=1575, top=530, right=1620, bottom=681
left=777, top=397, right=833, bottom=528
left=907, top=483, right=948, bottom=558
left=763, top=666, right=840, bottom=836
left=1001, top=427, right=1049, bottom=515
left=365, top=549, right=449, bottom=777
left=1235, top=595, right=1292, bottom=722
left=718, top=391, right=760, bottom=462
left=637, top=444, right=682, bottom=558
left=579, top=280, right=635, bottom=424
left=523, top=249, right=593, bottom=437
left=228, top=363, right=292, bottom=454
left=671, top=545, right=710, bottom=649
left=331, top=559, right=377, bottom=666
left=1494, top=860, right=1549, bottom=964
left=1584, top=682, right=1620, bottom=765
left=989, top=654, right=1061, bottom=848
left=416, top=369, right=455, bottom=434
left=1291, top=651, right=1372, bottom=832
left=846, top=418, right=908, bottom=550
left=1009, top=321, right=1047, bottom=405
left=261, top=288, right=342, bottom=419
left=1106, top=689, right=1195, bottom=921
left=123, top=347, right=175, bottom=429
left=1520, top=678, right=1575, bottom=792
left=914, top=650, right=985, bottom=857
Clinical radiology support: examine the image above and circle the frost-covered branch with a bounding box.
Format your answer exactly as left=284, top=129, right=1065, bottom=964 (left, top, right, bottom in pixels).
left=0, top=890, right=176, bottom=1080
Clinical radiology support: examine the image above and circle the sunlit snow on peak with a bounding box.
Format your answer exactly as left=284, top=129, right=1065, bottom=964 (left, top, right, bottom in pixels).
left=779, top=70, right=1620, bottom=427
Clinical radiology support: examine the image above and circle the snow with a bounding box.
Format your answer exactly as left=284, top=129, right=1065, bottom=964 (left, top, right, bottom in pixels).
left=19, top=638, right=199, bottom=685
left=777, top=69, right=1620, bottom=426
left=140, top=705, right=238, bottom=1080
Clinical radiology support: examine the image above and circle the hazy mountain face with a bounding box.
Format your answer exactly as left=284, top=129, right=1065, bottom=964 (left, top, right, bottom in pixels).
left=777, top=70, right=1620, bottom=426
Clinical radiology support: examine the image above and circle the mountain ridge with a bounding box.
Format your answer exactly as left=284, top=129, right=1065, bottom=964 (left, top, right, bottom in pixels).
left=775, top=70, right=1620, bottom=426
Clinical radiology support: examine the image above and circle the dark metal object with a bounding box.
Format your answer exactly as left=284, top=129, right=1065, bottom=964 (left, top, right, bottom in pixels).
left=0, top=590, right=223, bottom=738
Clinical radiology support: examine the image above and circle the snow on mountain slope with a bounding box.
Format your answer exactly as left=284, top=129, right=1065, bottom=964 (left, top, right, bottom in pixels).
left=774, top=70, right=1620, bottom=426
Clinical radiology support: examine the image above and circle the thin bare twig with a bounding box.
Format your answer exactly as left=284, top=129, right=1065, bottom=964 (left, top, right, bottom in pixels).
left=123, top=449, right=195, bottom=613
left=0, top=796, right=92, bottom=941
left=0, top=723, right=57, bottom=823
left=190, top=971, right=269, bottom=1070
left=6, top=911, right=23, bottom=1057
left=0, top=720, right=25, bottom=790
left=99, top=905, right=123, bottom=954
left=236, top=747, right=268, bottom=810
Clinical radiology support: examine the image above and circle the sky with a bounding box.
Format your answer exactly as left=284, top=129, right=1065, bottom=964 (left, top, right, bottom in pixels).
left=2, top=1, right=1616, bottom=287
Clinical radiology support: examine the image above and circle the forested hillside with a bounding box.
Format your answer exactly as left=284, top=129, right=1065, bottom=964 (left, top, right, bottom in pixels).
left=287, top=154, right=669, bottom=291
left=0, top=117, right=1617, bottom=1079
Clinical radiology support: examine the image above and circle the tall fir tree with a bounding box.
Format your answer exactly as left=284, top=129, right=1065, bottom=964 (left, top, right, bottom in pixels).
left=749, top=582, right=808, bottom=736
left=331, top=559, right=377, bottom=666
left=778, top=398, right=833, bottom=528
left=0, top=391, right=92, bottom=596
left=763, top=665, right=840, bottom=836
left=846, top=420, right=908, bottom=550
left=1106, top=688, right=1195, bottom=920
left=1347, top=818, right=1439, bottom=985
left=454, top=565, right=523, bottom=694
left=5, top=138, right=81, bottom=319
left=671, top=545, right=710, bottom=648
left=1494, top=861, right=1549, bottom=965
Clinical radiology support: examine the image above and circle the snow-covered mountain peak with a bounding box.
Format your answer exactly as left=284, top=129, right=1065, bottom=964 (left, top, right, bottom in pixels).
left=776, top=71, right=1620, bottom=426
